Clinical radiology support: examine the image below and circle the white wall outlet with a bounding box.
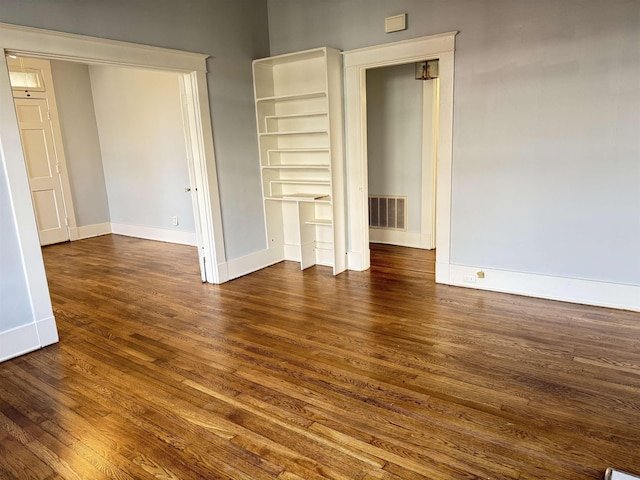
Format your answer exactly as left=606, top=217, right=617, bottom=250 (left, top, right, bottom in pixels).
left=463, top=274, right=476, bottom=283
left=172, top=216, right=179, bottom=226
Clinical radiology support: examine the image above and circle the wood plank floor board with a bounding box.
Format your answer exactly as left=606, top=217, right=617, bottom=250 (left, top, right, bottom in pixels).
left=1, top=235, right=639, bottom=479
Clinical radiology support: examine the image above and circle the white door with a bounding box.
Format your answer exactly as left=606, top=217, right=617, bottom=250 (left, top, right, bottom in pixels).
left=14, top=97, right=70, bottom=246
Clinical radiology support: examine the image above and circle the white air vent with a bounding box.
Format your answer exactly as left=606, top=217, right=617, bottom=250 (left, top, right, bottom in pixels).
left=369, top=195, right=407, bottom=230
left=384, top=14, right=407, bottom=33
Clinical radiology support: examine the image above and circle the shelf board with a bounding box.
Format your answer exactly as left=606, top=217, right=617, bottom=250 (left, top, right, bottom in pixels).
left=253, top=48, right=326, bottom=66
left=262, top=164, right=329, bottom=170
left=269, top=180, right=330, bottom=185
left=265, top=194, right=331, bottom=203
left=267, top=148, right=329, bottom=153
left=265, top=112, right=327, bottom=120
left=260, top=129, right=327, bottom=137
left=256, top=91, right=326, bottom=103
left=306, top=218, right=332, bottom=226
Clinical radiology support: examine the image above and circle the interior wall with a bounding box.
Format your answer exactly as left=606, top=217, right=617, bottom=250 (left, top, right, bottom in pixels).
left=89, top=65, right=195, bottom=234
left=367, top=63, right=423, bottom=234
left=268, top=0, right=640, bottom=286
left=0, top=0, right=270, bottom=260
left=49, top=60, right=110, bottom=227
left=0, top=163, right=33, bottom=331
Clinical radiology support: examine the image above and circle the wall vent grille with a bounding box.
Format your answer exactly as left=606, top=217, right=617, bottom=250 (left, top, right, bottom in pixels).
left=369, top=195, right=407, bottom=231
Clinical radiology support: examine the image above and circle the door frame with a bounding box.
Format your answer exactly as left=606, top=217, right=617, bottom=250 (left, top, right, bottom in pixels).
left=343, top=32, right=457, bottom=283
left=0, top=22, right=226, bottom=349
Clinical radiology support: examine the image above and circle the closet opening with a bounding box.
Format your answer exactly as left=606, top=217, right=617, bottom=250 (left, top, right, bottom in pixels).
left=366, top=60, right=439, bottom=265
left=342, top=32, right=457, bottom=283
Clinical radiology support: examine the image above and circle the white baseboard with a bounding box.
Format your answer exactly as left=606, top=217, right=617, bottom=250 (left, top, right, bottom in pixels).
left=370, top=229, right=420, bottom=248
left=226, top=247, right=283, bottom=281
left=110, top=223, right=197, bottom=246
left=68, top=226, right=79, bottom=241
left=72, top=222, right=112, bottom=240
left=215, top=261, right=229, bottom=284
left=283, top=243, right=301, bottom=262
left=0, top=315, right=58, bottom=363
left=37, top=315, right=59, bottom=346
left=445, top=264, right=640, bottom=312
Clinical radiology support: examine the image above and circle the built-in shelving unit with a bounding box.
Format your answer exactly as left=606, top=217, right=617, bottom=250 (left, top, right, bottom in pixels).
left=253, top=47, right=346, bottom=274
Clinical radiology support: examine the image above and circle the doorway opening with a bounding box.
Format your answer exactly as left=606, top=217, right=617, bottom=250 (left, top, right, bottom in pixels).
left=0, top=23, right=226, bottom=359
left=365, top=61, right=439, bottom=254
left=6, top=52, right=216, bottom=282
left=343, top=32, right=457, bottom=284
left=8, top=54, right=202, bottom=275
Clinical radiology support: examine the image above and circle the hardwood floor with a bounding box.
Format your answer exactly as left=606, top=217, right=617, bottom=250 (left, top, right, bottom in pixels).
left=1, top=234, right=639, bottom=479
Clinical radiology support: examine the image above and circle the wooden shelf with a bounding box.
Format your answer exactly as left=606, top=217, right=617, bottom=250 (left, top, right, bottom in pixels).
left=255, top=91, right=326, bottom=103
left=265, top=194, right=331, bottom=203
left=259, top=130, right=327, bottom=137
left=269, top=180, right=330, bottom=186
left=306, top=218, right=332, bottom=226
left=253, top=47, right=326, bottom=66
left=267, top=148, right=329, bottom=153
left=261, top=165, right=330, bottom=170
left=264, top=112, right=326, bottom=121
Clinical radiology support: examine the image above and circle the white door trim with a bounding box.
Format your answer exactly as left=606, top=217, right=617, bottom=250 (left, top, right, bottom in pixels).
left=343, top=32, right=457, bottom=282
left=0, top=22, right=226, bottom=360
left=419, top=77, right=438, bottom=250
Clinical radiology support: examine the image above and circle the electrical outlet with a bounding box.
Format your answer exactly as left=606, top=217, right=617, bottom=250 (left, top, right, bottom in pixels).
left=463, top=274, right=476, bottom=283
left=172, top=216, right=179, bottom=226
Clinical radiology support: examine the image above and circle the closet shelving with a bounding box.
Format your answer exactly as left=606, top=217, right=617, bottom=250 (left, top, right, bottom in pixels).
left=252, top=47, right=346, bottom=274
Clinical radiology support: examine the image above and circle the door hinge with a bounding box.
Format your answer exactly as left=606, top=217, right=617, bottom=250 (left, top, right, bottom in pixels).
left=64, top=216, right=68, bottom=227
left=55, top=163, right=60, bottom=174
left=46, top=110, right=51, bottom=120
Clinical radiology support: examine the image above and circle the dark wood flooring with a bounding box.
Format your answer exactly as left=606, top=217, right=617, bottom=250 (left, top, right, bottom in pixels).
left=1, top=234, right=639, bottom=479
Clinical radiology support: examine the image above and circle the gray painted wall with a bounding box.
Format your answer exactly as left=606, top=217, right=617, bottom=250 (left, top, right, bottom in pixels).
left=0, top=0, right=270, bottom=259
left=89, top=65, right=195, bottom=233
left=50, top=60, right=110, bottom=227
left=268, top=0, right=640, bottom=286
left=0, top=160, right=33, bottom=331
left=367, top=63, right=423, bottom=233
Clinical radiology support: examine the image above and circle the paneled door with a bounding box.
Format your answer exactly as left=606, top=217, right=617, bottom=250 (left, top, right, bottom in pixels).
left=14, top=97, right=70, bottom=245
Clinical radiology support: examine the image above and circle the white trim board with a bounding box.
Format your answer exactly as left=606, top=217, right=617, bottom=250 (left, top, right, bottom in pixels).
left=72, top=222, right=112, bottom=240
left=225, top=247, right=283, bottom=281
left=369, top=229, right=432, bottom=250
left=0, top=22, right=208, bottom=72
left=445, top=263, right=640, bottom=312
left=0, top=316, right=58, bottom=363
left=110, top=223, right=197, bottom=246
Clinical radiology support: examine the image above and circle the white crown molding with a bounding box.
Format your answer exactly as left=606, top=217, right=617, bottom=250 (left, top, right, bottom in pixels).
left=0, top=22, right=208, bottom=71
